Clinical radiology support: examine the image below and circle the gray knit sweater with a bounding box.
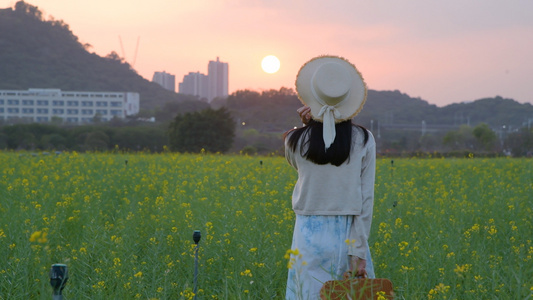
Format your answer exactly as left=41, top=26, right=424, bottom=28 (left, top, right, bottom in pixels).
left=284, top=126, right=376, bottom=259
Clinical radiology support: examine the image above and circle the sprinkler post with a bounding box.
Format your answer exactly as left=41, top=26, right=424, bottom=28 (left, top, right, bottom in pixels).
left=193, top=230, right=201, bottom=299
left=50, top=264, right=68, bottom=300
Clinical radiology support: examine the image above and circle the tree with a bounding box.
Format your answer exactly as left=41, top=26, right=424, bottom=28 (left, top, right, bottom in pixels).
left=154, top=100, right=209, bottom=123
left=40, top=133, right=67, bottom=150
left=472, top=123, right=497, bottom=151
left=84, top=130, right=110, bottom=151
left=168, top=108, right=235, bottom=153
left=443, top=125, right=475, bottom=151
left=104, top=51, right=124, bottom=63
left=0, top=133, right=8, bottom=149
left=505, top=128, right=533, bottom=157
left=419, top=134, right=441, bottom=152
left=14, top=1, right=43, bottom=20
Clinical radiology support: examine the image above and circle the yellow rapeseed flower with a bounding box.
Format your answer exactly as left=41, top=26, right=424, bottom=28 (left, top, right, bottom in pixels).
left=376, top=291, right=387, bottom=300
left=395, top=218, right=402, bottom=227
left=345, top=239, right=356, bottom=246
left=29, top=231, right=47, bottom=243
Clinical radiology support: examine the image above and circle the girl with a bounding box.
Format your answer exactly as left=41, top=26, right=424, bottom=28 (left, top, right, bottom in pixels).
left=284, top=55, right=376, bottom=299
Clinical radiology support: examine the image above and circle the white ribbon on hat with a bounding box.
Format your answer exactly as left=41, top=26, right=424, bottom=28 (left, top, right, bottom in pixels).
left=318, top=105, right=341, bottom=150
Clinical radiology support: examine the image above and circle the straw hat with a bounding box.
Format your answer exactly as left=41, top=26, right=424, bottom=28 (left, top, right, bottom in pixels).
left=295, top=55, right=367, bottom=149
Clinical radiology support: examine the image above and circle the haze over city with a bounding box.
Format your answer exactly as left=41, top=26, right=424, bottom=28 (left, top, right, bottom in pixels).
left=2, top=0, right=532, bottom=107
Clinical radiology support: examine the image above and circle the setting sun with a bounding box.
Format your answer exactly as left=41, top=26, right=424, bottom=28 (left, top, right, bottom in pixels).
left=261, top=55, right=280, bottom=74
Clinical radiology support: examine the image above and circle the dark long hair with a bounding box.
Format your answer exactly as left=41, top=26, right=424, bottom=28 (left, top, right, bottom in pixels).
left=284, top=119, right=369, bottom=166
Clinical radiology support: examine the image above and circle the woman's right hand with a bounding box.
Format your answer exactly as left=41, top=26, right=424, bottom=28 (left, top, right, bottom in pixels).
left=297, top=106, right=312, bottom=125
left=348, top=256, right=367, bottom=278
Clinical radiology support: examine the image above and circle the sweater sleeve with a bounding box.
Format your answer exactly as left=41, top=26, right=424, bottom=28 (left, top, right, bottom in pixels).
left=348, top=137, right=376, bottom=259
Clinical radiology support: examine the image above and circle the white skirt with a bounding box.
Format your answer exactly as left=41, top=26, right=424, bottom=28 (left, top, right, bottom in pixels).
left=285, top=214, right=375, bottom=300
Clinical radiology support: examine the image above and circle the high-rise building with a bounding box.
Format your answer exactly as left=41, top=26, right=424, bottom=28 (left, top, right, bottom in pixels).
left=179, top=72, right=208, bottom=101
left=177, top=57, right=228, bottom=103
left=152, top=71, right=176, bottom=92
left=207, top=57, right=228, bottom=102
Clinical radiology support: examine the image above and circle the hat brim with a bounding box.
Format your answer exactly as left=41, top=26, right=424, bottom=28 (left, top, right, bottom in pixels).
left=295, top=55, right=367, bottom=122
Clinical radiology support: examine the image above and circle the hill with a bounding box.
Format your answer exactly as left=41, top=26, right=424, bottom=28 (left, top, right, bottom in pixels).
left=222, top=88, right=533, bottom=133
left=0, top=1, right=208, bottom=112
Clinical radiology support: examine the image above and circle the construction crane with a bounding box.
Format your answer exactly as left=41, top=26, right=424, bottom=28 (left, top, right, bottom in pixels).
left=118, top=35, right=140, bottom=68
left=132, top=36, right=140, bottom=68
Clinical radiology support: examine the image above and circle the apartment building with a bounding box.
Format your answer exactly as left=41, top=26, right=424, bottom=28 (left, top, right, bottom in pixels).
left=179, top=71, right=208, bottom=101
left=178, top=57, right=228, bottom=102
left=152, top=71, right=176, bottom=92
left=207, top=57, right=229, bottom=102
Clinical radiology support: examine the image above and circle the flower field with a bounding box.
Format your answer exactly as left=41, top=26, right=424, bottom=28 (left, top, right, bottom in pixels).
left=0, top=151, right=532, bottom=299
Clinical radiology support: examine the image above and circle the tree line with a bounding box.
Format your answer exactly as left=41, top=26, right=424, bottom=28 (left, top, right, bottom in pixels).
left=379, top=122, right=533, bottom=157
left=0, top=108, right=236, bottom=153
left=1, top=105, right=531, bottom=157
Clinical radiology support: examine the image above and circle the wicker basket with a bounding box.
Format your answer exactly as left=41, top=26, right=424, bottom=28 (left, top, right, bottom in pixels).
left=320, top=277, right=394, bottom=300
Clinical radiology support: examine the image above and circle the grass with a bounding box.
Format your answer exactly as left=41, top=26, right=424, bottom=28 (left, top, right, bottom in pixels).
left=0, top=151, right=531, bottom=299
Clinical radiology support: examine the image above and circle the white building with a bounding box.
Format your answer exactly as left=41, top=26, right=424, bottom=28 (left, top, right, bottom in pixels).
left=152, top=71, right=176, bottom=92
left=0, top=88, right=140, bottom=124
left=178, top=57, right=228, bottom=103
left=179, top=72, right=208, bottom=101
left=207, top=57, right=228, bottom=102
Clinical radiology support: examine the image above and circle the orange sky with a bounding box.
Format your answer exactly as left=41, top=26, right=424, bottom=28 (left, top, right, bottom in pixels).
left=3, top=0, right=533, bottom=106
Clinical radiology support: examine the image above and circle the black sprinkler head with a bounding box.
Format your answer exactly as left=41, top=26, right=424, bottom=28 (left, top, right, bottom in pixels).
left=193, top=230, right=201, bottom=244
